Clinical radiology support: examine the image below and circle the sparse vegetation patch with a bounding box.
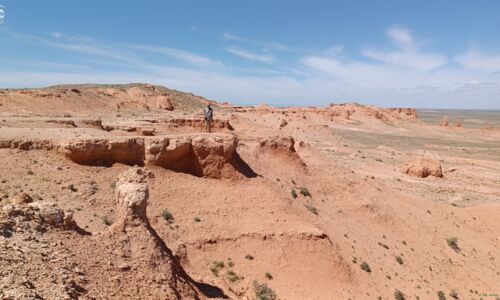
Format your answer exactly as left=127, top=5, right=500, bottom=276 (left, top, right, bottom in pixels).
left=210, top=261, right=225, bottom=276
left=394, top=289, right=406, bottom=300
left=305, top=203, right=318, bottom=215
left=253, top=281, right=277, bottom=300
left=437, top=290, right=446, bottom=300
left=299, top=187, right=311, bottom=197
left=102, top=216, right=112, bottom=226
left=162, top=210, right=174, bottom=222
left=446, top=237, right=459, bottom=251
left=227, top=270, right=240, bottom=282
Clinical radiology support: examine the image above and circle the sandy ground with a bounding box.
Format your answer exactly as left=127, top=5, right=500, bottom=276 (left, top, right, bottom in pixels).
left=0, top=84, right=499, bottom=300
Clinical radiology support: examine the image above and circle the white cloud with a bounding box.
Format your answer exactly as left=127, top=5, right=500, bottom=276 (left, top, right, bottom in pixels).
left=226, top=48, right=274, bottom=63
left=387, top=27, right=414, bottom=49
left=222, top=32, right=292, bottom=52
left=362, top=49, right=448, bottom=71
left=125, top=45, right=220, bottom=67
left=48, top=32, right=94, bottom=43
left=361, top=26, right=448, bottom=71
left=455, top=49, right=500, bottom=72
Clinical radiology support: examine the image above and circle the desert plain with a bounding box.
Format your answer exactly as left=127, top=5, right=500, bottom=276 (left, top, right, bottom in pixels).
left=0, top=84, right=499, bottom=300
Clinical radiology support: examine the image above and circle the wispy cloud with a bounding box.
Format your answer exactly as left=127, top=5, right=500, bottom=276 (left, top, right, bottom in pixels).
left=3, top=29, right=138, bottom=63
left=226, top=47, right=274, bottom=63
left=455, top=49, right=500, bottom=72
left=49, top=31, right=94, bottom=43
left=361, top=26, right=448, bottom=71
left=125, top=44, right=221, bottom=67
left=222, top=32, right=292, bottom=52
left=386, top=27, right=415, bottom=49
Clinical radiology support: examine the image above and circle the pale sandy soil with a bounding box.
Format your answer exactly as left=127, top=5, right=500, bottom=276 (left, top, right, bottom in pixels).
left=0, top=84, right=499, bottom=300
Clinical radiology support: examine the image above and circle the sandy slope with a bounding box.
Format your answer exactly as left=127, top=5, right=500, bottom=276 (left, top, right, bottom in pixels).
left=0, top=84, right=499, bottom=300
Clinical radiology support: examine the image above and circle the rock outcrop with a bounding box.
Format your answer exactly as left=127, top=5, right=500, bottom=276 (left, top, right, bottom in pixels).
left=258, top=136, right=306, bottom=168
left=0, top=201, right=84, bottom=299
left=1, top=201, right=76, bottom=234
left=0, top=139, right=54, bottom=150
left=146, top=134, right=242, bottom=178
left=166, top=118, right=233, bottom=131
left=9, top=192, right=33, bottom=205
left=92, top=167, right=204, bottom=299
left=59, top=138, right=145, bottom=166
left=402, top=157, right=443, bottom=178
left=114, top=167, right=150, bottom=223
left=1, top=134, right=252, bottom=179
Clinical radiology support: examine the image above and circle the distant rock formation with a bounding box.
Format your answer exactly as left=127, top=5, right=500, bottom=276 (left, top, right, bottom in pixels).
left=402, top=157, right=443, bottom=178
left=440, top=117, right=449, bottom=127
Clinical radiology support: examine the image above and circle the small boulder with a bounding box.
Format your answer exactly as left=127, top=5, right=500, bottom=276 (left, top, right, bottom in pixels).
left=279, top=119, right=288, bottom=129
left=402, top=157, right=443, bottom=178
left=10, top=193, right=33, bottom=205
left=29, top=202, right=75, bottom=227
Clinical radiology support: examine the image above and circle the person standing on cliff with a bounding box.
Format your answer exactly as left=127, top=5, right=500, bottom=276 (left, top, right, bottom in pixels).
left=203, top=104, right=214, bottom=133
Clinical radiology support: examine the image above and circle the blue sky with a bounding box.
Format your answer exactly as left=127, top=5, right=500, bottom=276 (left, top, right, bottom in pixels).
left=1, top=1, right=500, bottom=108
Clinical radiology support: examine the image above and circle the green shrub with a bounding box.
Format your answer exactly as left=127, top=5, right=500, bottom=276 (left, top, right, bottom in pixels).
left=437, top=290, right=446, bottom=300
left=446, top=237, right=459, bottom=251
left=102, top=216, right=112, bottom=226
left=162, top=210, right=174, bottom=222
left=305, top=203, right=318, bottom=215
left=265, top=272, right=273, bottom=280
left=227, top=270, right=240, bottom=282
left=210, top=261, right=225, bottom=276
left=299, top=187, right=311, bottom=197
left=394, top=289, right=406, bottom=300
left=291, top=189, right=298, bottom=199
left=245, top=254, right=254, bottom=260
left=395, top=255, right=404, bottom=265
left=194, top=217, right=201, bottom=222
left=253, top=281, right=277, bottom=300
